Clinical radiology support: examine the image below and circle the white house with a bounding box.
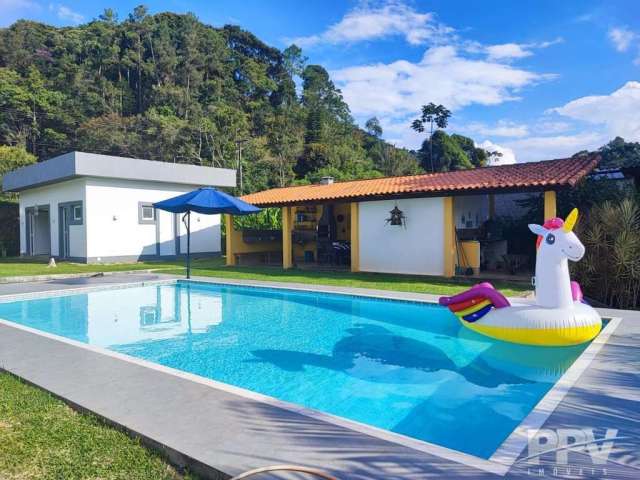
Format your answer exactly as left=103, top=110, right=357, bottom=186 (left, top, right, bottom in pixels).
left=2, top=151, right=236, bottom=263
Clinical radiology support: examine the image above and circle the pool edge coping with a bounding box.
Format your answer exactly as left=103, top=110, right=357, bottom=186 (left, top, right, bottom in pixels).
left=0, top=275, right=623, bottom=477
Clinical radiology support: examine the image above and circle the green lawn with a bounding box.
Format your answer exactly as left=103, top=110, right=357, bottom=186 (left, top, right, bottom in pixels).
left=0, top=373, right=195, bottom=480
left=0, top=256, right=179, bottom=278
left=160, top=257, right=530, bottom=297
left=0, top=256, right=529, bottom=296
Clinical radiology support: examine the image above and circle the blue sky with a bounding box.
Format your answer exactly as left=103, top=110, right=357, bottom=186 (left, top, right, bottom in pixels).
left=1, top=0, right=639, bottom=163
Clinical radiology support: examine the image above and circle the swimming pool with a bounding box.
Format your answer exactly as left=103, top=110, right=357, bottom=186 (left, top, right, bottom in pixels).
left=0, top=280, right=591, bottom=458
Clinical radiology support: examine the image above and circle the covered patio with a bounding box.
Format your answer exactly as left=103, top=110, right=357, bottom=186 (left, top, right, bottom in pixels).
left=225, top=196, right=357, bottom=271
left=226, top=154, right=599, bottom=278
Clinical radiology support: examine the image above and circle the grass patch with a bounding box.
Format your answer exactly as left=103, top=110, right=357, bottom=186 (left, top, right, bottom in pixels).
left=0, top=256, right=529, bottom=296
left=0, top=257, right=179, bottom=278
left=0, top=373, right=195, bottom=480
left=157, top=257, right=530, bottom=297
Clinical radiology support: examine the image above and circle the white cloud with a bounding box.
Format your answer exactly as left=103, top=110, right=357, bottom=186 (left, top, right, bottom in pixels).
left=483, top=37, right=562, bottom=61
left=332, top=45, right=553, bottom=119
left=608, top=27, right=636, bottom=52
left=464, top=120, right=529, bottom=138
left=551, top=81, right=640, bottom=142
left=503, top=132, right=605, bottom=163
left=376, top=116, right=425, bottom=149
left=289, top=1, right=452, bottom=47
left=485, top=43, right=533, bottom=61
left=477, top=140, right=517, bottom=165
left=0, top=0, right=40, bottom=25
left=574, top=12, right=595, bottom=23
left=49, top=3, right=84, bottom=24
left=0, top=0, right=37, bottom=7
left=534, top=120, right=572, bottom=135
left=491, top=81, right=640, bottom=162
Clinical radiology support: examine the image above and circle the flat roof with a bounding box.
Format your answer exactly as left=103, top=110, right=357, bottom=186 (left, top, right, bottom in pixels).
left=241, top=154, right=600, bottom=207
left=2, top=151, right=236, bottom=192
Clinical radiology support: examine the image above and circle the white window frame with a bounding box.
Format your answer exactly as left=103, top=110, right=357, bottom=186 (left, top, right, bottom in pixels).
left=73, top=204, right=83, bottom=222
left=138, top=202, right=156, bottom=224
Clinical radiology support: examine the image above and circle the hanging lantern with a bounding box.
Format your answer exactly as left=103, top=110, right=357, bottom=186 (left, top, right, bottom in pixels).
left=385, top=205, right=406, bottom=227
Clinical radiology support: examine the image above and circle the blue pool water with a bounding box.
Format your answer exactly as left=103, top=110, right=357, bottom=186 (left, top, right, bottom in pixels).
left=0, top=281, right=590, bottom=458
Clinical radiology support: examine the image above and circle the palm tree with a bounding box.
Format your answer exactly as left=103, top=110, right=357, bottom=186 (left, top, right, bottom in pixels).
left=411, top=103, right=451, bottom=172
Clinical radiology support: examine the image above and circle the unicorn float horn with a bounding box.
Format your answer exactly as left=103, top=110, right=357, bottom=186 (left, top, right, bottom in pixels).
left=563, top=208, right=578, bottom=232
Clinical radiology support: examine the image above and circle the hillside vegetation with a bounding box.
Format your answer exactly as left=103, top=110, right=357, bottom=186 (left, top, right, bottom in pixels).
left=0, top=7, right=434, bottom=194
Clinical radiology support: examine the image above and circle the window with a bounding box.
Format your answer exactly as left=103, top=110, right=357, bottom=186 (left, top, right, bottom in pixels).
left=142, top=206, right=154, bottom=221
left=138, top=202, right=156, bottom=224
left=73, top=204, right=83, bottom=222
left=60, top=201, right=83, bottom=225
left=139, top=306, right=159, bottom=326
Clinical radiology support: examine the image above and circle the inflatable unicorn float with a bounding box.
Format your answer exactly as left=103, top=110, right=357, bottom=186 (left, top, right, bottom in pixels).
left=439, top=208, right=602, bottom=347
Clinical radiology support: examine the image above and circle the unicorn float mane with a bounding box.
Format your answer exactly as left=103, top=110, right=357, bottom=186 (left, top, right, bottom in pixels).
left=534, top=209, right=578, bottom=250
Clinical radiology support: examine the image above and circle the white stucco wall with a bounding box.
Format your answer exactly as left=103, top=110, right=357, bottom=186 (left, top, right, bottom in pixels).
left=358, top=197, right=445, bottom=276
left=84, top=177, right=221, bottom=260
left=454, top=194, right=489, bottom=229
left=18, top=178, right=87, bottom=257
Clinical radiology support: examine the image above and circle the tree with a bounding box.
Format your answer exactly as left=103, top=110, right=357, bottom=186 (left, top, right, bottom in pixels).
left=76, top=113, right=141, bottom=157
left=369, top=142, right=421, bottom=176
left=411, top=103, right=451, bottom=172
left=365, top=117, right=382, bottom=138
left=418, top=130, right=473, bottom=172
left=296, top=64, right=357, bottom=177
left=0, top=145, right=36, bottom=176
left=451, top=134, right=488, bottom=168
left=598, top=137, right=640, bottom=169
left=0, top=9, right=417, bottom=192
left=282, top=44, right=306, bottom=78
left=266, top=107, right=304, bottom=186
left=0, top=145, right=36, bottom=200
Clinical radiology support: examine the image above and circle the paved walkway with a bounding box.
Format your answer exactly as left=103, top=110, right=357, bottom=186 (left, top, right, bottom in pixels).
left=0, top=274, right=638, bottom=479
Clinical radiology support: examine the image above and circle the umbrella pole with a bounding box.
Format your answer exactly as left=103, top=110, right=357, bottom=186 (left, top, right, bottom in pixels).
left=187, top=211, right=191, bottom=279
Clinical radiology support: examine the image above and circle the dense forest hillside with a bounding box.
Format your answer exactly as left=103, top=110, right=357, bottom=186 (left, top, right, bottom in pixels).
left=0, top=6, right=438, bottom=194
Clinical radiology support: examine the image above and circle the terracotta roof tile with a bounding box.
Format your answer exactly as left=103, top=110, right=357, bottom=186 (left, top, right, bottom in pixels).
left=241, top=154, right=600, bottom=207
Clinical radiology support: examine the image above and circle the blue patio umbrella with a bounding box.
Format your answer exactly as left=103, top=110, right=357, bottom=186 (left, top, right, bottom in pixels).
left=154, top=187, right=260, bottom=278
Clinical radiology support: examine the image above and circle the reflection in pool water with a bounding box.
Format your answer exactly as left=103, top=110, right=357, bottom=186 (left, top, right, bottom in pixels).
left=0, top=281, right=590, bottom=458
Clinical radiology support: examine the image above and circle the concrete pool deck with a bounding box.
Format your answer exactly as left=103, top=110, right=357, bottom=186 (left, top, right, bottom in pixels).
left=0, top=273, right=638, bottom=479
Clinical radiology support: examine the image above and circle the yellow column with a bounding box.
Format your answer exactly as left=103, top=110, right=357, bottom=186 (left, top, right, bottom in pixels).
left=350, top=202, right=359, bottom=272
left=225, top=214, right=235, bottom=266
left=282, top=206, right=293, bottom=269
left=544, top=191, right=557, bottom=221
left=443, top=197, right=455, bottom=277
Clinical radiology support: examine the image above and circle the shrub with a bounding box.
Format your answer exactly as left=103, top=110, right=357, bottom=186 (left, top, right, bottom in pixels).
left=572, top=198, right=640, bottom=309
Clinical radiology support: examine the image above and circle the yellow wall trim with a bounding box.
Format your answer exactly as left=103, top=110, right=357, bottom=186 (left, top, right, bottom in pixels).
left=544, top=190, right=557, bottom=221
left=443, top=197, right=455, bottom=277
left=282, top=206, right=293, bottom=269
left=350, top=202, right=359, bottom=272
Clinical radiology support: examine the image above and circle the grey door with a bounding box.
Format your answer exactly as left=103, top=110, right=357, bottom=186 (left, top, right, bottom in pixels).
left=26, top=209, right=35, bottom=256
left=59, top=205, right=70, bottom=258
